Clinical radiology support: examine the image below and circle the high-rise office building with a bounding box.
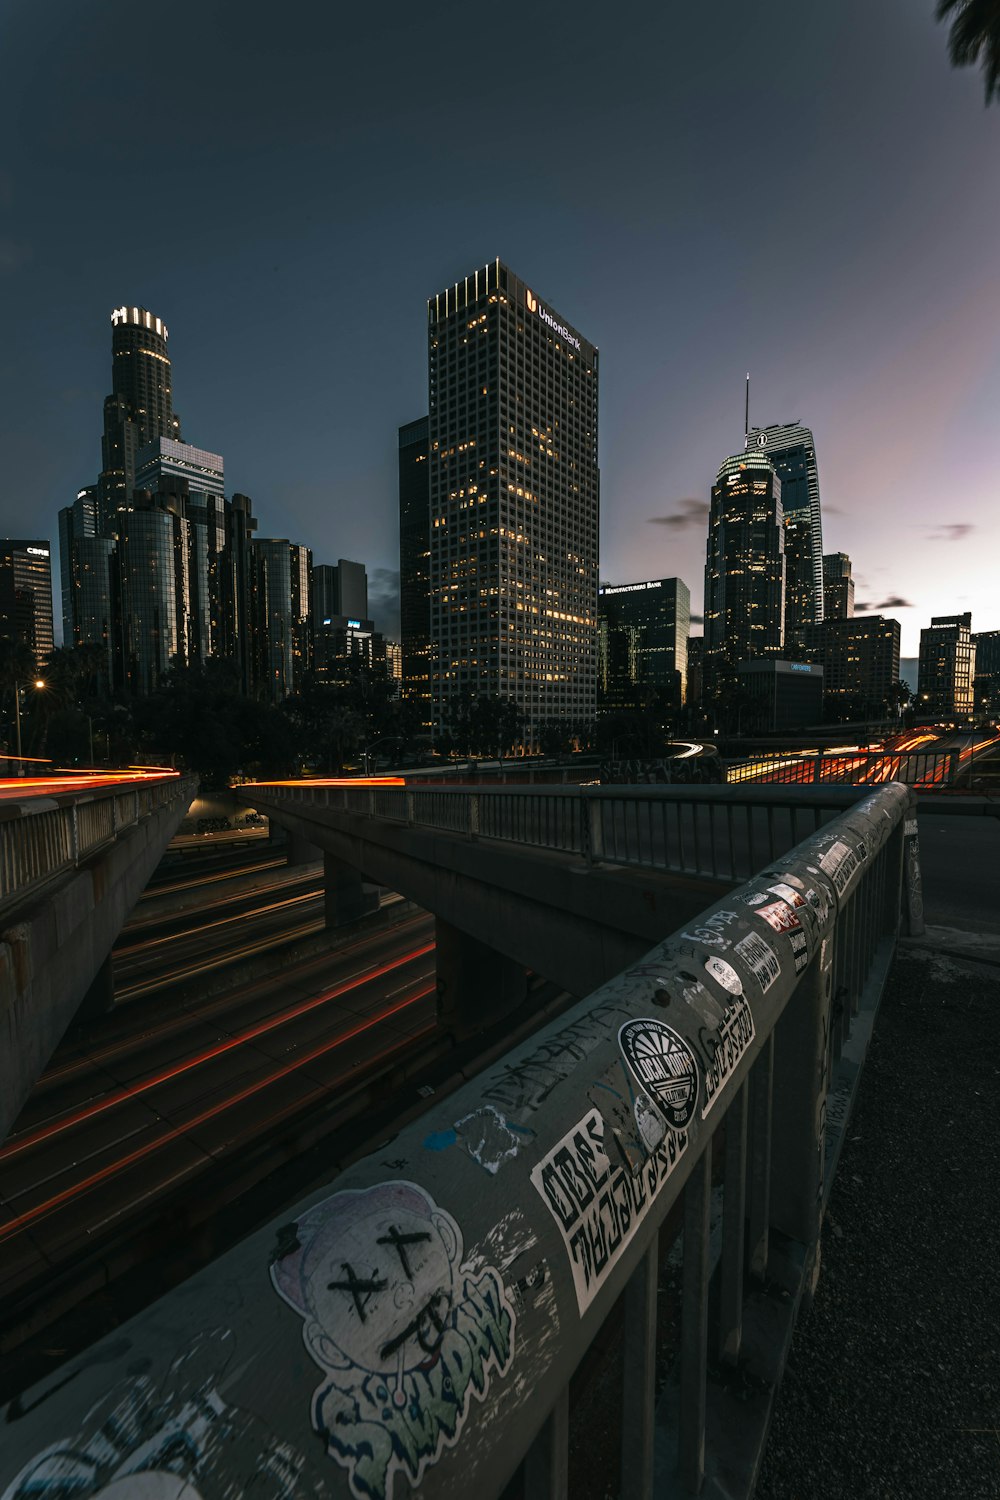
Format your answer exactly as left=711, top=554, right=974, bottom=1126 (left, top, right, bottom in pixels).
left=918, top=613, right=975, bottom=717
left=114, top=493, right=191, bottom=695
left=399, top=416, right=431, bottom=729
left=58, top=490, right=115, bottom=681
left=704, top=451, right=784, bottom=672
left=597, top=577, right=690, bottom=711
left=973, top=629, right=1000, bottom=706
left=98, top=306, right=181, bottom=537
left=0, top=540, right=55, bottom=671
left=823, top=553, right=854, bottom=619
left=427, top=260, right=599, bottom=746
left=800, top=615, right=900, bottom=711
left=745, top=423, right=824, bottom=626
left=253, top=540, right=312, bottom=701
left=313, top=560, right=368, bottom=623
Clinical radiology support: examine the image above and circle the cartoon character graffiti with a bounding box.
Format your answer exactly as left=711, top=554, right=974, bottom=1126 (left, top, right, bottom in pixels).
left=269, top=1180, right=516, bottom=1500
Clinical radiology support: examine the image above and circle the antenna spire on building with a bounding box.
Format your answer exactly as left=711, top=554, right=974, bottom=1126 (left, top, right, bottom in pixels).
left=745, top=372, right=750, bottom=443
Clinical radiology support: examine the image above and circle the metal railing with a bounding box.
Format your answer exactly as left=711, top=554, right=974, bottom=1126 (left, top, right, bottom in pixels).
left=0, top=775, right=194, bottom=922
left=252, top=780, right=877, bottom=884
left=726, top=748, right=957, bottom=787
left=0, top=783, right=919, bottom=1500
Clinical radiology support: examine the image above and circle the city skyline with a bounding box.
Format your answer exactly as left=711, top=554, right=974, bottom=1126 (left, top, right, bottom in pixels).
left=1, top=2, right=998, bottom=657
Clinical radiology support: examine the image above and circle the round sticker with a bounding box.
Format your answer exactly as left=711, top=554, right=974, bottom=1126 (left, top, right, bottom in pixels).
left=619, top=1019, right=699, bottom=1129
left=704, top=955, right=743, bottom=995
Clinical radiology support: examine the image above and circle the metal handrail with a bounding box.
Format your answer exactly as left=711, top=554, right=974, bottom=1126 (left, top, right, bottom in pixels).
left=1, top=783, right=919, bottom=1500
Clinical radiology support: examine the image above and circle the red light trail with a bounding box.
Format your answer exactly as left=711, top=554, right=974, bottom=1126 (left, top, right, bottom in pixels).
left=0, top=982, right=436, bottom=1246
left=1, top=940, right=435, bottom=1163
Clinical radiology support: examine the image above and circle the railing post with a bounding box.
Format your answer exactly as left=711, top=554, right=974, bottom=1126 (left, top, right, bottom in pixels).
left=901, top=812, right=924, bottom=936
left=524, top=1384, right=569, bottom=1500
left=470, top=792, right=480, bottom=838
left=69, top=805, right=80, bottom=864
left=813, top=751, right=823, bottom=784
left=679, top=1142, right=712, bottom=1494
left=621, top=1235, right=658, bottom=1500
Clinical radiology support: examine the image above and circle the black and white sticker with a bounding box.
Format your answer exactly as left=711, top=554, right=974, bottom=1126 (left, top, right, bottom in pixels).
left=704, top=954, right=743, bottom=995
left=734, top=931, right=781, bottom=992
left=818, top=839, right=859, bottom=895
left=619, top=1019, right=699, bottom=1129
left=767, top=881, right=806, bottom=908
left=701, top=994, right=756, bottom=1117
left=789, top=927, right=810, bottom=974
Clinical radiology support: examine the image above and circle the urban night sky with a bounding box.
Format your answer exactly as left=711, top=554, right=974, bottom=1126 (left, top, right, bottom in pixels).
left=0, top=0, right=997, bottom=656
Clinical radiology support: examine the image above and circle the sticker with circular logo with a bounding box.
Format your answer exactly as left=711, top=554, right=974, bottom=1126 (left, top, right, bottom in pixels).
left=704, top=955, right=743, bottom=995
left=619, top=1019, right=699, bottom=1130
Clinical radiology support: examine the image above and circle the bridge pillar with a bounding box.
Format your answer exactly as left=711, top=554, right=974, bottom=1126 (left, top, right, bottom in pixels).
left=286, top=830, right=322, bottom=867
left=435, top=916, right=527, bottom=1038
left=323, top=852, right=379, bottom=928
left=74, top=954, right=115, bottom=1023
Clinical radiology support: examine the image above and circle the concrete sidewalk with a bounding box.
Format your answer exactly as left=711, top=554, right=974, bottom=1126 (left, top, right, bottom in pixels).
left=755, top=944, right=1000, bottom=1500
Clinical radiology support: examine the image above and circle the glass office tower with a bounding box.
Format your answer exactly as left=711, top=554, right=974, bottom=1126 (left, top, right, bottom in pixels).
left=745, top=422, right=824, bottom=629
left=0, top=540, right=55, bottom=671
left=427, top=260, right=599, bottom=746
left=598, top=577, right=690, bottom=710
left=399, top=416, right=432, bottom=732
left=704, top=451, right=785, bottom=672
left=98, top=306, right=181, bottom=537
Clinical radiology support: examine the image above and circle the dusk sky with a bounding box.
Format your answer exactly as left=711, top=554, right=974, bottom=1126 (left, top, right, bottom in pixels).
left=1, top=0, right=997, bottom=657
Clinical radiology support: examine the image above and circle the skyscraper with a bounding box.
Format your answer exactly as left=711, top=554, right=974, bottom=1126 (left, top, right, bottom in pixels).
left=823, top=553, right=855, bottom=619
left=114, top=493, right=191, bottom=695
left=252, top=540, right=312, bottom=701
left=58, top=490, right=115, bottom=681
left=98, top=307, right=181, bottom=538
left=704, top=451, right=784, bottom=672
left=745, top=423, right=824, bottom=628
left=918, top=613, right=975, bottom=718
left=0, top=540, right=55, bottom=671
left=398, top=416, right=431, bottom=730
left=427, top=260, right=599, bottom=746
left=598, top=578, right=690, bottom=711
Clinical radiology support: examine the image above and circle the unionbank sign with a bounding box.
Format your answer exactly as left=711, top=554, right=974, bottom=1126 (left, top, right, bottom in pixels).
left=525, top=287, right=582, bottom=351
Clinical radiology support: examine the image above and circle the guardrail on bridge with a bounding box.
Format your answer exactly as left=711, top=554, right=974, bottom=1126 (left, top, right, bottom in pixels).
left=1, top=782, right=921, bottom=1499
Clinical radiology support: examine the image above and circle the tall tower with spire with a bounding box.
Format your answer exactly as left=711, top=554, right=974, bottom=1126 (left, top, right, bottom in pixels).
left=744, top=421, right=824, bottom=637
left=97, top=305, right=181, bottom=537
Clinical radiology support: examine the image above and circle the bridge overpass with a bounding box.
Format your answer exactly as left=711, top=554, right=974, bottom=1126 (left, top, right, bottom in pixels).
left=0, top=770, right=195, bottom=1141
left=0, top=779, right=924, bottom=1499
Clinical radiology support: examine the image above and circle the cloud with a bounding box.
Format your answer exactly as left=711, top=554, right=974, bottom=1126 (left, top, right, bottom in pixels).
left=922, top=524, right=975, bottom=542
left=367, top=567, right=400, bottom=638
left=855, top=596, right=913, bottom=614
left=648, top=499, right=709, bottom=529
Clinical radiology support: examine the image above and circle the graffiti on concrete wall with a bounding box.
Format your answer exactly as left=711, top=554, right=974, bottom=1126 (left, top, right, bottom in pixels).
left=269, top=1180, right=515, bottom=1500
left=1, top=1329, right=318, bottom=1500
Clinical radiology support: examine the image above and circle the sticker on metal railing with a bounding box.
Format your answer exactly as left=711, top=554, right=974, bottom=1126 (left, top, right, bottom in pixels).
left=270, top=1180, right=516, bottom=1499
left=754, top=899, right=801, bottom=934
left=701, top=992, right=756, bottom=1118
left=734, top=931, right=781, bottom=992
left=818, top=839, right=859, bottom=895
left=618, top=1018, right=700, bottom=1129
left=530, top=1106, right=689, bottom=1315
left=704, top=954, right=743, bottom=995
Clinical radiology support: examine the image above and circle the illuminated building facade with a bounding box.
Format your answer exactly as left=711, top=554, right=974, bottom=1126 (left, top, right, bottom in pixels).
left=745, top=423, right=824, bottom=628
left=918, top=612, right=975, bottom=718
left=973, top=629, right=1000, bottom=708
left=800, top=615, right=900, bottom=712
left=0, top=539, right=55, bottom=671
left=704, top=451, right=784, bottom=672
left=398, top=416, right=432, bottom=730
left=427, top=260, right=599, bottom=745
left=823, top=552, right=855, bottom=620
left=114, top=494, right=191, bottom=695
left=598, top=577, right=690, bottom=711
left=252, top=540, right=312, bottom=702
left=98, top=306, right=181, bottom=537
left=58, top=490, right=115, bottom=681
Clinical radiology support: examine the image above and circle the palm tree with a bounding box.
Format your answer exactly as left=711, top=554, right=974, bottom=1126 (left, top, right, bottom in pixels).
left=937, top=0, right=1000, bottom=103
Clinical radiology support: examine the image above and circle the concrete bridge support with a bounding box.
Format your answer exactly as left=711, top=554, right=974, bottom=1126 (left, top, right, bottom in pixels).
left=323, top=852, right=380, bottom=928
left=435, top=916, right=528, bottom=1038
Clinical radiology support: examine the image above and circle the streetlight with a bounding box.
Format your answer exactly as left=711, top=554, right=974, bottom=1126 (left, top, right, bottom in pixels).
left=14, top=678, right=45, bottom=773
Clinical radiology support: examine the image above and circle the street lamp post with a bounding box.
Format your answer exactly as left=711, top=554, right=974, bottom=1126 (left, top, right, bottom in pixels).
left=13, top=678, right=46, bottom=774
